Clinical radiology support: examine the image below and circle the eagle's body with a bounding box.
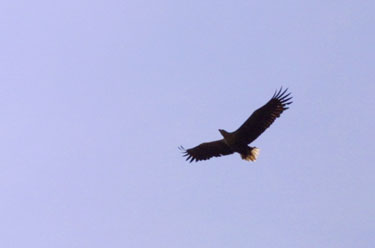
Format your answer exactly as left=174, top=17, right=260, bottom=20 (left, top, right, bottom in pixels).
left=179, top=87, right=292, bottom=162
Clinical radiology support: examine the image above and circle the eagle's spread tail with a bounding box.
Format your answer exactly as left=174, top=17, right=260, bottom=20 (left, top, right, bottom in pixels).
left=241, top=147, right=260, bottom=161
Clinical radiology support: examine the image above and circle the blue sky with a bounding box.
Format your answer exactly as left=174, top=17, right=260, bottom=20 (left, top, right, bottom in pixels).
left=1, top=0, right=374, bottom=247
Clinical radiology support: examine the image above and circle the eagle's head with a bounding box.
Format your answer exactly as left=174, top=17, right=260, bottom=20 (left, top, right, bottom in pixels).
left=218, top=129, right=230, bottom=138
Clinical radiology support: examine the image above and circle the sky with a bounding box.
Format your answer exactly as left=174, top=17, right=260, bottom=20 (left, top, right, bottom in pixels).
left=1, top=0, right=374, bottom=247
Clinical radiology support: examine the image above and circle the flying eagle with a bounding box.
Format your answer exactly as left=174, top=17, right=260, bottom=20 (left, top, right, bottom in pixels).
left=179, top=87, right=292, bottom=162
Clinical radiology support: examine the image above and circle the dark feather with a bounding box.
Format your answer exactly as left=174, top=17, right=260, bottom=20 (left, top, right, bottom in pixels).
left=233, top=87, right=293, bottom=144
left=179, top=139, right=234, bottom=163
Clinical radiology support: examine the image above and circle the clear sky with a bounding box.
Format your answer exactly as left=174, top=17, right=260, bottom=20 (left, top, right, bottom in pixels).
left=1, top=0, right=374, bottom=247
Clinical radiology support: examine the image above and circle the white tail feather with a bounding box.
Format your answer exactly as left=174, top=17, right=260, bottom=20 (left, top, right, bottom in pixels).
left=242, top=147, right=260, bottom=161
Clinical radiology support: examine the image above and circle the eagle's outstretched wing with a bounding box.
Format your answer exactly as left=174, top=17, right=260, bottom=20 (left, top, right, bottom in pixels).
left=234, top=87, right=292, bottom=145
left=179, top=139, right=234, bottom=163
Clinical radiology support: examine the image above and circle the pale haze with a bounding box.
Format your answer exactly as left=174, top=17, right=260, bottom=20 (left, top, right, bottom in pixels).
left=1, top=1, right=374, bottom=247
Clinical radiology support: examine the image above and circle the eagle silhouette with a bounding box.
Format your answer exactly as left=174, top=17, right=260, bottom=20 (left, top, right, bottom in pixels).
left=179, top=87, right=292, bottom=162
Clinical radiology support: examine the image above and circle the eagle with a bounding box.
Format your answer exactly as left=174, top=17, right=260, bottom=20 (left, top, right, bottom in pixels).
left=179, top=87, right=292, bottom=162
